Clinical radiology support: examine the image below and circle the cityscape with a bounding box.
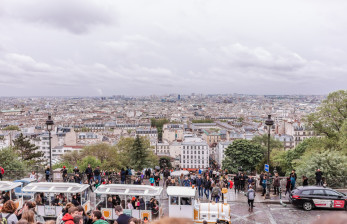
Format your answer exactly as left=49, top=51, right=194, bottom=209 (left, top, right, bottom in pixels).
left=0, top=0, right=347, bottom=224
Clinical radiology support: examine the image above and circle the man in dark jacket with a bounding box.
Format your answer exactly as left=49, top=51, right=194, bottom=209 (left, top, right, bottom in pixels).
left=120, top=168, right=126, bottom=184
left=196, top=175, right=204, bottom=199
left=203, top=176, right=211, bottom=199
left=163, top=168, right=170, bottom=187
left=85, top=164, right=93, bottom=184
left=94, top=166, right=101, bottom=183
left=115, top=205, right=131, bottom=224
left=315, top=169, right=323, bottom=186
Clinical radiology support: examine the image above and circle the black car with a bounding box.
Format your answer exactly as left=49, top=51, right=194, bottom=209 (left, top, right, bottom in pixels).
left=289, top=186, right=347, bottom=211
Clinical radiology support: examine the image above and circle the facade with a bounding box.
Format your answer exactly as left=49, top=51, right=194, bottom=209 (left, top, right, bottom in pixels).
left=180, top=138, right=209, bottom=169
left=217, top=141, right=233, bottom=167
left=162, top=124, right=184, bottom=143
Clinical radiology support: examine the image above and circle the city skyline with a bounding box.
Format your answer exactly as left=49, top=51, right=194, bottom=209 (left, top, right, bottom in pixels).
left=0, top=0, right=346, bottom=96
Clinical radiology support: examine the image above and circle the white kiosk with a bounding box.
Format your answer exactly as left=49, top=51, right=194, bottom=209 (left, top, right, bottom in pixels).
left=22, top=182, right=91, bottom=217
left=94, top=184, right=163, bottom=222
left=167, top=186, right=231, bottom=224
left=0, top=181, right=24, bottom=210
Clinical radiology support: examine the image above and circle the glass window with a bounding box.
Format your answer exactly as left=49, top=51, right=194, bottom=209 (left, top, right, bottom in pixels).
left=312, top=190, right=325, bottom=195
left=180, top=197, right=191, bottom=205
left=301, top=190, right=311, bottom=195
left=325, top=190, right=341, bottom=196
left=170, top=196, right=179, bottom=205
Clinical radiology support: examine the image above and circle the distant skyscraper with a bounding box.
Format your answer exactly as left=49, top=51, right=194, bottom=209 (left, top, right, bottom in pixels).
left=178, top=94, right=181, bottom=100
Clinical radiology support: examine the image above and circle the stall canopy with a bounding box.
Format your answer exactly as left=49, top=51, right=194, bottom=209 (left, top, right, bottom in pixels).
left=95, top=184, right=163, bottom=197
left=166, top=186, right=196, bottom=197
left=170, top=170, right=190, bottom=177
left=0, top=181, right=22, bottom=191
left=22, top=182, right=89, bottom=194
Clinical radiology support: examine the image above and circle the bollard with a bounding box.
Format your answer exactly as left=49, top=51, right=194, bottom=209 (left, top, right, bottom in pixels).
left=279, top=186, right=287, bottom=207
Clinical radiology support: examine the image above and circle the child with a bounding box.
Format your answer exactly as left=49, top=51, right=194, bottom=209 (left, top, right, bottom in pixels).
left=127, top=199, right=134, bottom=209
left=149, top=175, right=155, bottom=186
left=285, top=177, right=291, bottom=196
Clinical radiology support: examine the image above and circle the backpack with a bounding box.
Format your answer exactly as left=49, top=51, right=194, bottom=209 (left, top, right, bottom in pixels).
left=248, top=190, right=255, bottom=200
left=0, top=213, right=14, bottom=224
left=212, top=187, right=219, bottom=197
left=45, top=170, right=50, bottom=175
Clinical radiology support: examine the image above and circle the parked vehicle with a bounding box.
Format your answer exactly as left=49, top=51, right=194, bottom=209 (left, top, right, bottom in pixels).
left=289, top=186, right=347, bottom=211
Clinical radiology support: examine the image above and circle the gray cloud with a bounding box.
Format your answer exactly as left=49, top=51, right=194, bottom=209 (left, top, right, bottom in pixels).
left=0, top=0, right=346, bottom=96
left=3, top=0, right=115, bottom=34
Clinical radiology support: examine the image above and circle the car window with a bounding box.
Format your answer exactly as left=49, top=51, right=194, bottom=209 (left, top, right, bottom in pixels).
left=312, top=189, right=325, bottom=195
left=325, top=190, right=341, bottom=196
left=301, top=190, right=311, bottom=195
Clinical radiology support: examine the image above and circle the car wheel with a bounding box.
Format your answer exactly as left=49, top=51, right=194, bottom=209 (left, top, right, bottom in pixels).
left=303, top=202, right=313, bottom=211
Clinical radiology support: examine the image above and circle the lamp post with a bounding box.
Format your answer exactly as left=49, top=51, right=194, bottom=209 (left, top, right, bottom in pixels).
left=46, top=114, right=54, bottom=182
left=265, top=115, right=274, bottom=199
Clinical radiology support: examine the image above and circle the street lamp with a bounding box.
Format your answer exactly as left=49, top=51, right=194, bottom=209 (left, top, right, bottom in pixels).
left=46, top=114, right=54, bottom=182
left=265, top=114, right=274, bottom=199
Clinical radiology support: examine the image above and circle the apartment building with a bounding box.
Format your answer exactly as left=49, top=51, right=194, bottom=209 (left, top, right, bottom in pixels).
left=180, top=137, right=209, bottom=169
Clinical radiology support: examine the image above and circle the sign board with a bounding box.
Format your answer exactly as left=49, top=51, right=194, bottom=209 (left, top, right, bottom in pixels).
left=264, top=164, right=269, bottom=172
left=44, top=206, right=56, bottom=216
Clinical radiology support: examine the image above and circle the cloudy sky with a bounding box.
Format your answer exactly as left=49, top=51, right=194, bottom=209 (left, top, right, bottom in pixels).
left=0, top=0, right=346, bottom=96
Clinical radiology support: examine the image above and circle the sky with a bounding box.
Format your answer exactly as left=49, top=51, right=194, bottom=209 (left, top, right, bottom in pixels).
left=0, top=0, right=346, bottom=96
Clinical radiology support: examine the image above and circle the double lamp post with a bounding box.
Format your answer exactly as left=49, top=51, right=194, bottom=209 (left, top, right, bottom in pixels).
left=265, top=114, right=274, bottom=199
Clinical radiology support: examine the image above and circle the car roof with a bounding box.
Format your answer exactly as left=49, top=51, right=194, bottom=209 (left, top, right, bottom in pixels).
left=296, top=185, right=333, bottom=191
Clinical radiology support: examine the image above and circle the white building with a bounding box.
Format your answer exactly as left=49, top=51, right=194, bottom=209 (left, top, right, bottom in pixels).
left=217, top=141, right=233, bottom=167
left=181, top=137, right=209, bottom=169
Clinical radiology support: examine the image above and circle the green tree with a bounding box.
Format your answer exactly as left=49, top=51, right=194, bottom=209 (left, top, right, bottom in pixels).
left=307, top=90, right=347, bottom=139
left=12, top=133, right=44, bottom=166
left=251, top=134, right=283, bottom=150
left=191, top=119, right=214, bottom=123
left=60, top=151, right=83, bottom=167
left=295, top=150, right=347, bottom=187
left=77, top=156, right=101, bottom=172
left=222, top=139, right=264, bottom=173
left=159, top=156, right=172, bottom=169
left=3, top=125, right=20, bottom=131
left=131, top=135, right=148, bottom=170
left=0, top=147, right=26, bottom=172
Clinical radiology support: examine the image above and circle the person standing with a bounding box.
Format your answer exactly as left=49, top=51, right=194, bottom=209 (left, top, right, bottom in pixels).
left=163, top=168, right=170, bottom=187
left=115, top=205, right=131, bottom=224
left=261, top=174, right=267, bottom=196
left=120, top=168, right=126, bottom=184
left=85, top=164, right=93, bottom=184
left=90, top=210, right=108, bottom=224
left=285, top=177, right=291, bottom=196
left=196, top=175, right=204, bottom=199
left=154, top=172, right=160, bottom=187
left=239, top=173, right=245, bottom=192
left=0, top=166, right=4, bottom=181
left=273, top=174, right=280, bottom=195
left=315, top=169, right=323, bottom=186
left=233, top=175, right=240, bottom=193
left=149, top=175, right=155, bottom=186
left=291, top=170, right=297, bottom=181
left=182, top=176, right=191, bottom=187
left=290, top=174, right=296, bottom=190
left=302, top=176, right=308, bottom=186
left=203, top=176, right=211, bottom=200
left=61, top=166, right=68, bottom=182
left=246, top=185, right=255, bottom=212
left=211, top=183, right=221, bottom=203
left=93, top=166, right=101, bottom=183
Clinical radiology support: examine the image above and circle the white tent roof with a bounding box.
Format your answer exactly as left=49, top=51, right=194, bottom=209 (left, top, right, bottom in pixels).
left=170, top=170, right=190, bottom=177
left=166, top=186, right=196, bottom=197
left=0, top=181, right=22, bottom=191
left=94, top=184, right=163, bottom=197
left=22, top=182, right=89, bottom=193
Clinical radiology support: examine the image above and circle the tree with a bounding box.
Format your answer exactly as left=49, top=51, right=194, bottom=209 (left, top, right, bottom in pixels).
left=222, top=139, right=264, bottom=173
left=3, top=125, right=20, bottom=131
left=60, top=151, right=83, bottom=167
left=251, top=134, right=283, bottom=150
left=77, top=156, right=101, bottom=172
left=307, top=90, right=347, bottom=139
left=131, top=135, right=149, bottom=170
left=159, top=157, right=172, bottom=169
left=12, top=133, right=44, bottom=166
left=0, top=147, right=26, bottom=172
left=295, top=150, right=347, bottom=188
